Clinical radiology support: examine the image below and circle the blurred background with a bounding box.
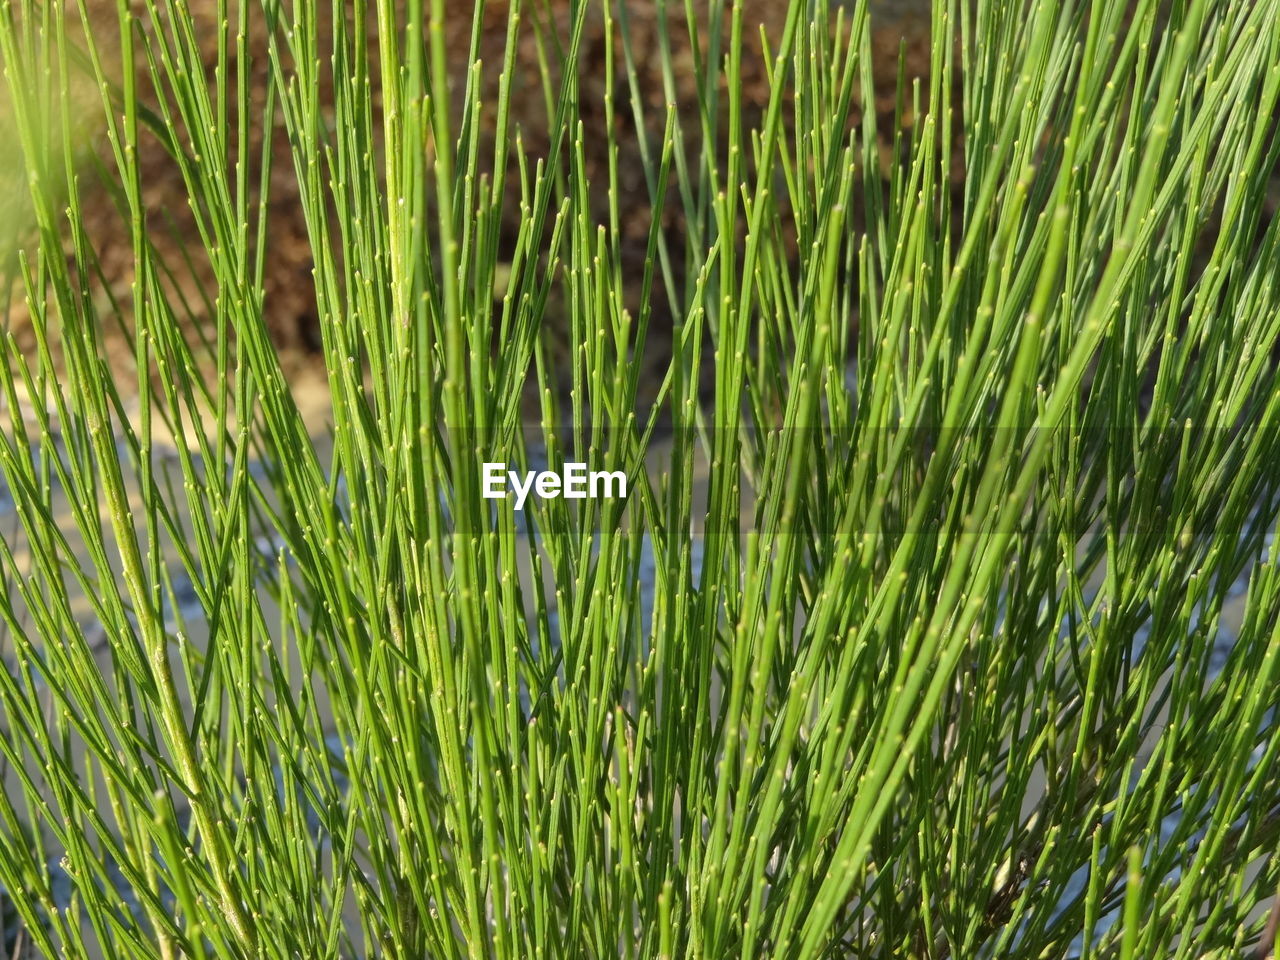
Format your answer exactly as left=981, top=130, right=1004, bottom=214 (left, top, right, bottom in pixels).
left=0, top=0, right=943, bottom=392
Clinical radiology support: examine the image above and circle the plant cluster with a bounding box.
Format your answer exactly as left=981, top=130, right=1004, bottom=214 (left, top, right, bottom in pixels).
left=0, top=0, right=1278, bottom=957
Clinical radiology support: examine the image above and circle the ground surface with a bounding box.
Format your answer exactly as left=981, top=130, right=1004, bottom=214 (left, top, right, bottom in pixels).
left=0, top=0, right=940, bottom=390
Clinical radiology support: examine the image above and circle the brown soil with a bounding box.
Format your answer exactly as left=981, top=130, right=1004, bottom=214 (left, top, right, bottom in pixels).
left=1, top=1, right=941, bottom=386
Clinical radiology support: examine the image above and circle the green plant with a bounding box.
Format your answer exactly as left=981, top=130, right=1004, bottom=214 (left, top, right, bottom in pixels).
left=0, top=0, right=1277, bottom=956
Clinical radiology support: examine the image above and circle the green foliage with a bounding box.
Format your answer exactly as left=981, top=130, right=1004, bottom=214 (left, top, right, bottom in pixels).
left=0, top=0, right=1277, bottom=956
